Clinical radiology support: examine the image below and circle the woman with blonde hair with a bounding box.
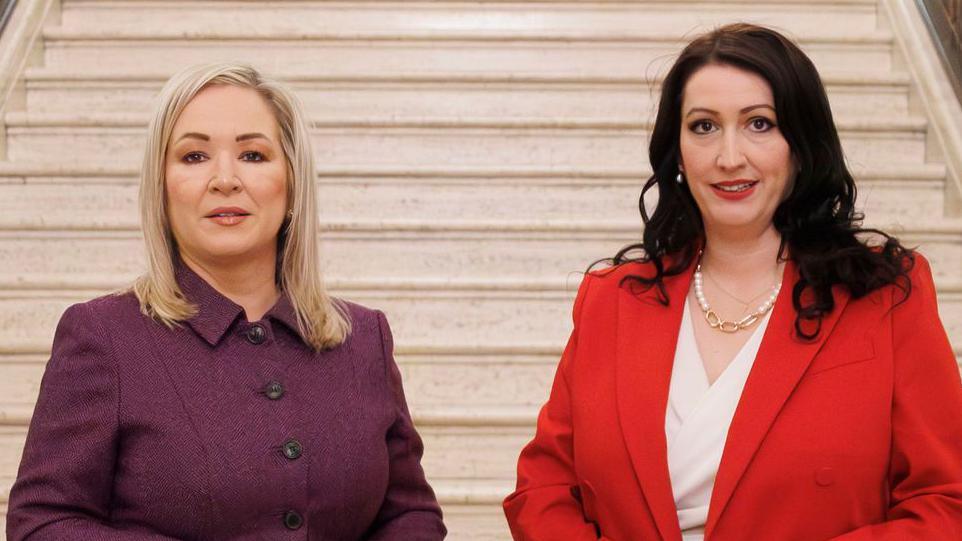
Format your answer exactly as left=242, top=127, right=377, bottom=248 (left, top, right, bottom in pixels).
left=7, top=63, right=445, bottom=540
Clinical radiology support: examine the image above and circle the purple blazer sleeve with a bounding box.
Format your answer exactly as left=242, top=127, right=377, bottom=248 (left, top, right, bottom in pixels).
left=364, top=311, right=446, bottom=540
left=7, top=303, right=179, bottom=541
left=7, top=305, right=173, bottom=541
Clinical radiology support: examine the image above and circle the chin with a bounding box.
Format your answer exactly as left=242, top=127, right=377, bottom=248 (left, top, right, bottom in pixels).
left=704, top=211, right=767, bottom=231
left=196, top=241, right=264, bottom=262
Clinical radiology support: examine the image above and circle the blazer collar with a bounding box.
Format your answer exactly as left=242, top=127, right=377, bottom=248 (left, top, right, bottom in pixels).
left=615, top=260, right=691, bottom=541
left=615, top=257, right=850, bottom=540
left=175, top=261, right=304, bottom=347
left=704, top=259, right=850, bottom=536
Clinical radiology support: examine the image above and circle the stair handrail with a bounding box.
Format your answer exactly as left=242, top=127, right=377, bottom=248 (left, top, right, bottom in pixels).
left=0, top=0, right=55, bottom=151
left=885, top=0, right=962, bottom=212
left=916, top=0, right=962, bottom=103
left=0, top=1, right=16, bottom=37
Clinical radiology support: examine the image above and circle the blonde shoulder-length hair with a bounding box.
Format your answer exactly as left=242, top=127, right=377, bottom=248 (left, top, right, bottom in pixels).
left=132, top=62, right=351, bottom=350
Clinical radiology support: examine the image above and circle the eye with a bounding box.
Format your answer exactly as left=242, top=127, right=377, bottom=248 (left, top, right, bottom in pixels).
left=182, top=152, right=207, bottom=164
left=748, top=117, right=775, bottom=132
left=240, top=151, right=266, bottom=162
left=689, top=120, right=716, bottom=135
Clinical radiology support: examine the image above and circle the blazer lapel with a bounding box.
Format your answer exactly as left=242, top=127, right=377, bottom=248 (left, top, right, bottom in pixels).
left=616, top=266, right=692, bottom=541
left=705, top=260, right=851, bottom=536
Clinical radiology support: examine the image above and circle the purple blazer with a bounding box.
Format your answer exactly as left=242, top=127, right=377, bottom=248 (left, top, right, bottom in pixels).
left=7, top=265, right=445, bottom=540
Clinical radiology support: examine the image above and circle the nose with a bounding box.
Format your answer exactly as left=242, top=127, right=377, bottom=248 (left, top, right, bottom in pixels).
left=716, top=132, right=748, bottom=171
left=209, top=151, right=242, bottom=194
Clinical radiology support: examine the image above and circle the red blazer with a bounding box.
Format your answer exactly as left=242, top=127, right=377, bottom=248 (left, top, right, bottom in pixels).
left=504, top=254, right=962, bottom=540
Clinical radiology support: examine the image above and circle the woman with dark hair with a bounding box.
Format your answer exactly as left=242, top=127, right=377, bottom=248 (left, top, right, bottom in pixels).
left=504, top=23, right=962, bottom=540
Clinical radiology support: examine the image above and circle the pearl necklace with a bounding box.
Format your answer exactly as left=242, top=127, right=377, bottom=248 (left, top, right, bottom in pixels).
left=693, top=259, right=781, bottom=333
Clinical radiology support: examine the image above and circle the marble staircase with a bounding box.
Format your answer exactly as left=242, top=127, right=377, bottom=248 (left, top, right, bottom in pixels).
left=0, top=1, right=960, bottom=539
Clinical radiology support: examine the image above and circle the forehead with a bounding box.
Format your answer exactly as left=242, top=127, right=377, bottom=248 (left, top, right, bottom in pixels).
left=171, top=84, right=280, bottom=138
left=681, top=63, right=774, bottom=112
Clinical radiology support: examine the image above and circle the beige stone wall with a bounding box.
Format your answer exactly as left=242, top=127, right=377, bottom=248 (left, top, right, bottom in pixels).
left=0, top=1, right=959, bottom=539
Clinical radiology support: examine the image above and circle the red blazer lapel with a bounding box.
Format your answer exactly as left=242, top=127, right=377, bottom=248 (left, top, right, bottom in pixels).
left=705, top=259, right=851, bottom=536
left=616, top=265, right=692, bottom=541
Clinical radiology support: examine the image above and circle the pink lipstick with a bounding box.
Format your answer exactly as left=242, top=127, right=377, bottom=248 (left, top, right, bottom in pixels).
left=205, top=206, right=250, bottom=226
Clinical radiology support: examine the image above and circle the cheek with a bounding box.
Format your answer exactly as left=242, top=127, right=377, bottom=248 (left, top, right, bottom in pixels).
left=678, top=135, right=715, bottom=175
left=758, top=141, right=794, bottom=189
left=252, top=166, right=289, bottom=210
left=164, top=176, right=196, bottom=215
left=163, top=170, right=206, bottom=237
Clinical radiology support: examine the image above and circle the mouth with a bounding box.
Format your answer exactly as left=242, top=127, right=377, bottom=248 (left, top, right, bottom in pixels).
left=711, top=180, right=758, bottom=193
left=205, top=208, right=251, bottom=218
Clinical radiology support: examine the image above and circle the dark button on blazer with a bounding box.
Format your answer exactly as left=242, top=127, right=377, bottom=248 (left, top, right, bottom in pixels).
left=7, top=264, right=446, bottom=540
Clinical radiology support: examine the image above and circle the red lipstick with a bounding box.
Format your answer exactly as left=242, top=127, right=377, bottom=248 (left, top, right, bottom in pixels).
left=710, top=179, right=758, bottom=201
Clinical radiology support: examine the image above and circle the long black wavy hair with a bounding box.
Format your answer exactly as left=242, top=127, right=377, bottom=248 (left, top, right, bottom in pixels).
left=607, top=23, right=913, bottom=339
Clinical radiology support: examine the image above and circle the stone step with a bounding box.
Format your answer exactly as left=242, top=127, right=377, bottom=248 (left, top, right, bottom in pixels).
left=432, top=478, right=513, bottom=540
left=439, top=501, right=511, bottom=541
left=2, top=280, right=960, bottom=357
left=38, top=29, right=896, bottom=77
left=19, top=69, right=912, bottom=120
left=0, top=218, right=957, bottom=289
left=59, top=0, right=881, bottom=40
left=2, top=114, right=929, bottom=168
left=0, top=165, right=948, bottom=227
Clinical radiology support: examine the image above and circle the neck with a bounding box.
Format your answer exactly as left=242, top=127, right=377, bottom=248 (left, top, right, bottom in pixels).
left=700, top=224, right=785, bottom=286
left=180, top=251, right=280, bottom=322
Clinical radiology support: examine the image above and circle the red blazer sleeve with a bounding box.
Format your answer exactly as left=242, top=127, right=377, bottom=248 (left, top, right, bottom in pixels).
left=831, top=255, right=962, bottom=539
left=503, top=274, right=613, bottom=540
left=364, top=311, right=446, bottom=541
left=7, top=303, right=180, bottom=541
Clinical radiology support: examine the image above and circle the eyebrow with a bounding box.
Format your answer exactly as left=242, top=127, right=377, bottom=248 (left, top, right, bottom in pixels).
left=173, top=132, right=272, bottom=143
left=235, top=132, right=271, bottom=143
left=684, top=104, right=776, bottom=118
left=174, top=132, right=209, bottom=143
